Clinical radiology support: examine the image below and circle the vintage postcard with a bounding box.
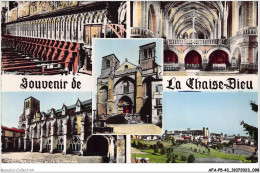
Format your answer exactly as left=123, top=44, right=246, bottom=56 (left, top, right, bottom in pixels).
left=0, top=1, right=259, bottom=173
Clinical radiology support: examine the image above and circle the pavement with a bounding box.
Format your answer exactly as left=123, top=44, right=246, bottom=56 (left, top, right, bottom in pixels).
left=2, top=152, right=104, bottom=163
left=104, top=124, right=162, bottom=135
left=131, top=147, right=147, bottom=155
left=194, top=158, right=242, bottom=163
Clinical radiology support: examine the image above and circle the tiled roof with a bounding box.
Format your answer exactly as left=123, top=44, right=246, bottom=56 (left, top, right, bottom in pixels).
left=2, top=126, right=25, bottom=133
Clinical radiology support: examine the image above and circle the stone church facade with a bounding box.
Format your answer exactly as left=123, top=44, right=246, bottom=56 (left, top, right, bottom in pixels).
left=18, top=96, right=129, bottom=163
left=97, top=42, right=163, bottom=124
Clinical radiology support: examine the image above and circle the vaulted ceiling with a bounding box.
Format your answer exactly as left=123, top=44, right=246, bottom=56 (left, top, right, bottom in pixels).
left=163, top=2, right=224, bottom=39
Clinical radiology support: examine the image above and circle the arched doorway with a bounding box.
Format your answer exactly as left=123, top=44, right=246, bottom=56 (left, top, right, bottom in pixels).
left=20, top=124, right=26, bottom=130
left=164, top=50, right=179, bottom=71
left=118, top=96, right=133, bottom=114
left=184, top=50, right=202, bottom=69
left=208, top=50, right=229, bottom=70
left=148, top=5, right=156, bottom=35
left=86, top=135, right=109, bottom=156
left=164, top=50, right=178, bottom=63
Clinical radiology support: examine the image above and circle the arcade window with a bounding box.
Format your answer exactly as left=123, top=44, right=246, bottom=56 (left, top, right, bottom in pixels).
left=156, top=98, right=162, bottom=106
left=149, top=48, right=153, bottom=57
left=73, top=118, right=78, bottom=135
left=157, top=109, right=162, bottom=115
left=123, top=81, right=129, bottom=94
left=144, top=49, right=147, bottom=59
left=70, top=137, right=81, bottom=151
left=59, top=120, right=63, bottom=135
left=106, top=60, right=110, bottom=68
left=47, top=124, right=51, bottom=137
left=156, top=84, right=162, bottom=92
left=84, top=24, right=102, bottom=44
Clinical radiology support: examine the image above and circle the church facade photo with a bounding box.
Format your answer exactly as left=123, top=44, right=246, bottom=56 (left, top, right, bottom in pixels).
left=93, top=39, right=163, bottom=134
left=130, top=1, right=258, bottom=74
left=1, top=93, right=130, bottom=163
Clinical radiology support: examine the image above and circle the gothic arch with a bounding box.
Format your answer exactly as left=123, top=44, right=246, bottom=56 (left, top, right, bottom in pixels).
left=183, top=47, right=203, bottom=60
left=118, top=2, right=127, bottom=25
left=184, top=50, right=202, bottom=69
left=113, top=76, right=135, bottom=90
left=148, top=4, right=157, bottom=35
left=206, top=47, right=231, bottom=63
left=164, top=49, right=179, bottom=64
left=85, top=135, right=109, bottom=157
left=117, top=95, right=133, bottom=114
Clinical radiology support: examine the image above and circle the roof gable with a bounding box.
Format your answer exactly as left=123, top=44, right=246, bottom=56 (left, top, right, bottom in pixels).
left=116, top=61, right=137, bottom=72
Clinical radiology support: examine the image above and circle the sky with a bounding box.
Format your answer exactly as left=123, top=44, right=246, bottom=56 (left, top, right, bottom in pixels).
left=92, top=38, right=163, bottom=110
left=163, top=92, right=258, bottom=136
left=1, top=92, right=91, bottom=128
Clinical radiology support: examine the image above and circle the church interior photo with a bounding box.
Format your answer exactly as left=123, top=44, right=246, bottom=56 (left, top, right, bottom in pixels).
left=1, top=1, right=127, bottom=75
left=130, top=1, right=258, bottom=75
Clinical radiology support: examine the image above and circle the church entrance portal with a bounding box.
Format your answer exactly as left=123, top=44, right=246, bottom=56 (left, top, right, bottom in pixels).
left=118, top=96, right=133, bottom=114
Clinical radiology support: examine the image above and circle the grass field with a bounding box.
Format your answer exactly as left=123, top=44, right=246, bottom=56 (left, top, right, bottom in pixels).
left=131, top=140, right=250, bottom=163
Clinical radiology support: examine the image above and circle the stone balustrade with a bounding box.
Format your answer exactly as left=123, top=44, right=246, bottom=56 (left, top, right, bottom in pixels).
left=166, top=39, right=230, bottom=45
left=130, top=27, right=155, bottom=38
left=236, top=27, right=258, bottom=36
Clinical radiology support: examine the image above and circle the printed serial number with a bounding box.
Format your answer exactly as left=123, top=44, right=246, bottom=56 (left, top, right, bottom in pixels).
left=208, top=168, right=259, bottom=172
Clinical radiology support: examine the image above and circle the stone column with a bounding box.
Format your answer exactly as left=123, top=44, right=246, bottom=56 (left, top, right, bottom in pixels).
left=169, top=25, right=173, bottom=39
left=126, top=135, right=131, bottom=163
left=31, top=128, right=35, bottom=152
left=63, top=124, right=68, bottom=155
left=39, top=125, right=44, bottom=152
left=18, top=137, right=21, bottom=151
left=78, top=17, right=84, bottom=43
left=80, top=121, right=85, bottom=156
left=24, top=130, right=28, bottom=151
left=52, top=20, right=55, bottom=40
left=109, top=137, right=115, bottom=161
left=66, top=18, right=71, bottom=41
left=61, top=19, right=65, bottom=41
left=223, top=3, right=228, bottom=38
left=50, top=124, right=55, bottom=154
left=165, top=16, right=169, bottom=38
left=217, top=19, right=222, bottom=39
left=116, top=135, right=126, bottom=163
left=56, top=20, right=60, bottom=40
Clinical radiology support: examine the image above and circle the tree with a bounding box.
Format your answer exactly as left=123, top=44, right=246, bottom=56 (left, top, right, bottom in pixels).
left=240, top=102, right=258, bottom=152
left=160, top=147, right=166, bottom=155
left=172, top=138, right=176, bottom=146
left=246, top=155, right=258, bottom=163
left=154, top=144, right=159, bottom=153
left=132, top=140, right=137, bottom=147
left=187, top=154, right=195, bottom=163
left=181, top=155, right=187, bottom=161
left=166, top=153, right=178, bottom=163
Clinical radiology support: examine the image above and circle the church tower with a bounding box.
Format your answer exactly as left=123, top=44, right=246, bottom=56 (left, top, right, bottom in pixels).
left=24, top=97, right=40, bottom=122
left=97, top=54, right=120, bottom=116
left=101, top=54, right=120, bottom=76
left=139, top=42, right=156, bottom=71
